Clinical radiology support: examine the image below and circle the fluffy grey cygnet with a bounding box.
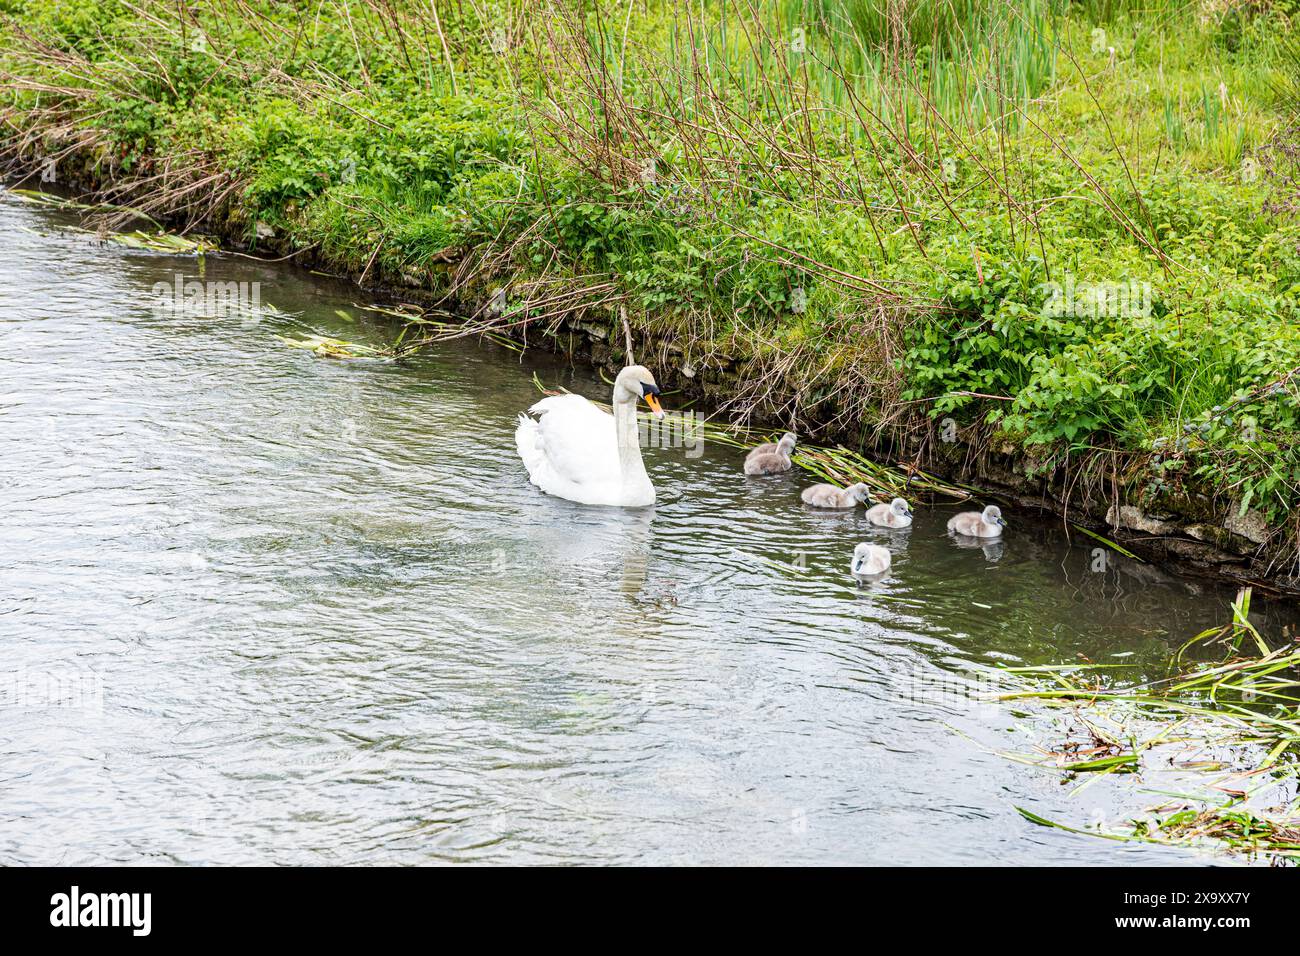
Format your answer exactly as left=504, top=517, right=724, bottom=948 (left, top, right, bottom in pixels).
left=864, top=496, right=913, bottom=528
left=947, top=505, right=1006, bottom=538
left=850, top=543, right=891, bottom=577
left=744, top=432, right=797, bottom=476
left=800, top=482, right=871, bottom=508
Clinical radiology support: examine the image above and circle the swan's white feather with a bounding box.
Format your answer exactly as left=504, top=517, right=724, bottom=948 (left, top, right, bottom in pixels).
left=515, top=393, right=651, bottom=506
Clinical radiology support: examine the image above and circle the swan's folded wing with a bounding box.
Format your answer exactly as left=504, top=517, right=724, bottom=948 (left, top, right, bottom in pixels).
left=530, top=394, right=621, bottom=488
left=527, top=393, right=596, bottom=417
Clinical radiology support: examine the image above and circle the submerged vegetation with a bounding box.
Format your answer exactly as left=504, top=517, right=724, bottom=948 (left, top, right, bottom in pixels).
left=3, top=0, right=1300, bottom=576
left=998, top=588, right=1300, bottom=862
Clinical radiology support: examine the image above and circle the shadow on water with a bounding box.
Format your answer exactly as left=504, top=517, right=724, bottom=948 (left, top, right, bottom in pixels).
left=1, top=186, right=1296, bottom=865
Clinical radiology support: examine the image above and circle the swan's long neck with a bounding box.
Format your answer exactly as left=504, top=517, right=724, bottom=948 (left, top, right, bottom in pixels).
left=613, top=394, right=651, bottom=497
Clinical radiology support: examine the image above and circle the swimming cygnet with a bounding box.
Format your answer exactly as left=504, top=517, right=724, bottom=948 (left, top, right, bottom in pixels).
left=850, top=543, right=892, bottom=577
left=743, top=432, right=797, bottom=476
left=947, top=504, right=1007, bottom=538
left=800, top=482, right=871, bottom=509
left=864, top=496, right=913, bottom=528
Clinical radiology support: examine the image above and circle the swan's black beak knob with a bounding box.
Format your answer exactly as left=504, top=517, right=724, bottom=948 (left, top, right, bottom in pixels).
left=640, top=382, right=664, bottom=419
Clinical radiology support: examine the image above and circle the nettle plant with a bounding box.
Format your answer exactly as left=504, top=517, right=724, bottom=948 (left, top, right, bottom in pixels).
left=901, top=234, right=1108, bottom=432
left=231, top=100, right=353, bottom=217
left=906, top=240, right=1300, bottom=521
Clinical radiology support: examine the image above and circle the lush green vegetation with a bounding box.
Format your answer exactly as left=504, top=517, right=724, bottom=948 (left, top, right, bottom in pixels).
left=3, top=0, right=1299, bottom=564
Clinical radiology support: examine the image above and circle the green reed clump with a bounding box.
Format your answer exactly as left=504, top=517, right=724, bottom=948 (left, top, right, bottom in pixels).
left=791, top=0, right=994, bottom=52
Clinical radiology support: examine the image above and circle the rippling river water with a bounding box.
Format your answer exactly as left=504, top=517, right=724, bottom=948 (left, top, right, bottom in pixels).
left=2, top=188, right=1294, bottom=864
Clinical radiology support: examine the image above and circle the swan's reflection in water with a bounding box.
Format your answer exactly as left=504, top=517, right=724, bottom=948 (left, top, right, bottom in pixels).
left=614, top=509, right=654, bottom=596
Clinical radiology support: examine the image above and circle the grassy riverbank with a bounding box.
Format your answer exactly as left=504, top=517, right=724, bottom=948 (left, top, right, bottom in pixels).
left=3, top=1, right=1300, bottom=576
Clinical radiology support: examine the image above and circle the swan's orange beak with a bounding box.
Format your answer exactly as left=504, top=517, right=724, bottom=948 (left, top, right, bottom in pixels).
left=644, top=394, right=664, bottom=419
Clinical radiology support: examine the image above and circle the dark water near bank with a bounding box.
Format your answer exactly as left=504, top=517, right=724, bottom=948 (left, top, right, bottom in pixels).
left=1, top=187, right=1295, bottom=865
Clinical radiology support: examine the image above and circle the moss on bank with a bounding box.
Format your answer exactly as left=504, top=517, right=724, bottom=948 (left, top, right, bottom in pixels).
left=3, top=0, right=1300, bottom=584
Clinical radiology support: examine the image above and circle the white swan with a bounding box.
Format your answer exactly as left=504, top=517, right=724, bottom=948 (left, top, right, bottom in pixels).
left=515, top=365, right=664, bottom=507
left=947, top=505, right=1006, bottom=538
left=865, top=496, right=913, bottom=528
left=800, top=482, right=871, bottom=508
left=850, top=543, right=891, bottom=578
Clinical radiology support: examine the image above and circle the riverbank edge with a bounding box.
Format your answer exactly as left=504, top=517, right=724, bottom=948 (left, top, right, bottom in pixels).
left=4, top=146, right=1296, bottom=598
